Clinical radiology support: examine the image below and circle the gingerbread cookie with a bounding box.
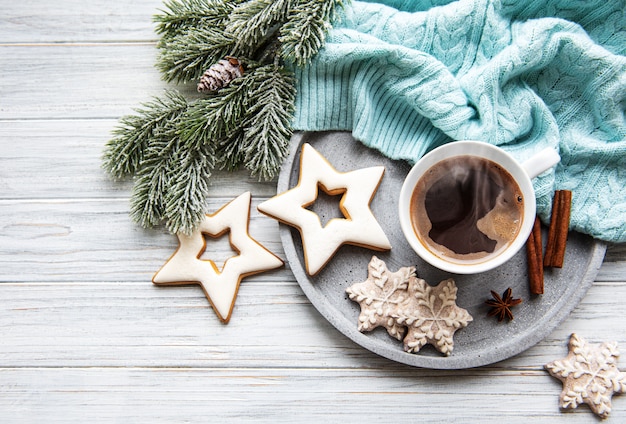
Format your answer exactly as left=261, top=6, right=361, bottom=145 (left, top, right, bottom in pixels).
left=395, top=277, right=472, bottom=355
left=153, top=192, right=283, bottom=323
left=347, top=256, right=472, bottom=356
left=345, top=256, right=413, bottom=341
left=545, top=333, right=625, bottom=419
left=257, top=143, right=391, bottom=276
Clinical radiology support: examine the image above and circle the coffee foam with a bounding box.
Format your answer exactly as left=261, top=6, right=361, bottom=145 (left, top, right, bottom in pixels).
left=477, top=191, right=522, bottom=245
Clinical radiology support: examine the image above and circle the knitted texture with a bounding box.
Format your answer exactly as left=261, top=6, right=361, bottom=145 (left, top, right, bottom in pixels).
left=291, top=0, right=626, bottom=243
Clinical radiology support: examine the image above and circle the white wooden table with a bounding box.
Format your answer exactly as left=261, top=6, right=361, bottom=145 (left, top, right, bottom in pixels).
left=1, top=2, right=624, bottom=422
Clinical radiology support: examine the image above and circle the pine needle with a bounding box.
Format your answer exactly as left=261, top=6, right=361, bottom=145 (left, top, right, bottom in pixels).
left=241, top=65, right=296, bottom=180
left=177, top=74, right=252, bottom=150
left=129, top=133, right=180, bottom=229
left=226, top=0, right=293, bottom=57
left=163, top=141, right=215, bottom=235
left=128, top=121, right=216, bottom=234
left=104, top=0, right=346, bottom=234
left=102, top=90, right=188, bottom=179
left=280, top=0, right=344, bottom=66
left=216, top=128, right=246, bottom=172
left=157, top=24, right=236, bottom=83
left=154, top=0, right=233, bottom=38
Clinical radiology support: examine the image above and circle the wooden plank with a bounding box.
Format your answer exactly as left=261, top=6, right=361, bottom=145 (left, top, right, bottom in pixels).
left=0, top=199, right=283, bottom=283
left=0, top=120, right=277, bottom=200
left=1, top=2, right=625, bottom=422
left=595, top=260, right=626, bottom=282
left=0, top=0, right=160, bottom=43
left=1, top=198, right=620, bottom=284
left=0, top=281, right=358, bottom=368
left=598, top=243, right=626, bottom=281
left=0, top=44, right=172, bottom=120
left=0, top=277, right=624, bottom=368
left=0, top=202, right=616, bottom=283
left=0, top=119, right=133, bottom=199
left=1, top=367, right=623, bottom=423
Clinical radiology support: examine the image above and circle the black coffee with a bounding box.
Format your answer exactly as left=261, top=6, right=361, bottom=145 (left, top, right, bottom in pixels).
left=410, top=156, right=524, bottom=263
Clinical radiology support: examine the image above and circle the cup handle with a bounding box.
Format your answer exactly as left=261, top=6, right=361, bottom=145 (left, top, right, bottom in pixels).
left=521, top=148, right=560, bottom=179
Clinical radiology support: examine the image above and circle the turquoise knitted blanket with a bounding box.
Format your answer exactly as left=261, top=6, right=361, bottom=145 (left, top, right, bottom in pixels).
left=291, top=0, right=626, bottom=243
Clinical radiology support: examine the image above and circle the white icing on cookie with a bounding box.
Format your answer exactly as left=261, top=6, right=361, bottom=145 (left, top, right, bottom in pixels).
left=258, top=143, right=391, bottom=275
left=545, top=333, right=626, bottom=419
left=153, top=191, right=283, bottom=323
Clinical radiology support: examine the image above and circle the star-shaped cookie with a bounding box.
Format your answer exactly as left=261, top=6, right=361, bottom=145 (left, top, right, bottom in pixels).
left=258, top=143, right=391, bottom=275
left=545, top=333, right=625, bottom=418
left=153, top=192, right=283, bottom=323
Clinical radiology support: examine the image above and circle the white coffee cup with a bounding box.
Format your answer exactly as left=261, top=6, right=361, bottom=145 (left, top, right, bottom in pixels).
left=398, top=141, right=560, bottom=274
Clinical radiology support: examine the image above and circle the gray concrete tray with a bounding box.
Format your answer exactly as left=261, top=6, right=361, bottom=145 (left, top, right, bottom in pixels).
left=278, top=131, right=607, bottom=369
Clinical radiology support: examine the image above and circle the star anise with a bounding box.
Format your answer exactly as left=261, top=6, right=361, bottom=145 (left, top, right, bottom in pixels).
left=485, top=287, right=522, bottom=322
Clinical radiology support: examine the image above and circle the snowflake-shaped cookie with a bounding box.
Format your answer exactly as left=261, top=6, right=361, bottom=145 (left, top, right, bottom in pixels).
left=545, top=333, right=626, bottom=419
left=394, top=278, right=472, bottom=356
left=345, top=256, right=413, bottom=340
left=347, top=256, right=472, bottom=356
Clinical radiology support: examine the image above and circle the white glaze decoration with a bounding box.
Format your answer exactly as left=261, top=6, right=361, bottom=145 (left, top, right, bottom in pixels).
left=153, top=192, right=283, bottom=323
left=257, top=143, right=391, bottom=275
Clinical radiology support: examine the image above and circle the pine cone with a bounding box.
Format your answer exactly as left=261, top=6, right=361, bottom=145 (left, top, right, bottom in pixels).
left=197, top=57, right=244, bottom=93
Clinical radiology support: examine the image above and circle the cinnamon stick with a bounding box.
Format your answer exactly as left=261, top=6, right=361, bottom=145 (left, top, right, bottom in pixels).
left=526, top=215, right=544, bottom=295
left=544, top=190, right=572, bottom=268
